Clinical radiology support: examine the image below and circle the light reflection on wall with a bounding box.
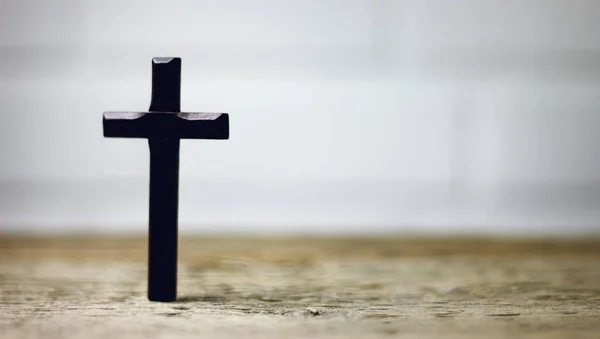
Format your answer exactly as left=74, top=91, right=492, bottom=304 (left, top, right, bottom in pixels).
left=1, top=0, right=599, bottom=234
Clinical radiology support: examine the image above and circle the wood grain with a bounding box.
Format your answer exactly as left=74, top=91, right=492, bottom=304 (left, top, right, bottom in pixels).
left=1, top=235, right=599, bottom=338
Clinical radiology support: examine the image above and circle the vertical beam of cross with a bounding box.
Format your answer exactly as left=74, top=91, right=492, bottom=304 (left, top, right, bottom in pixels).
left=148, top=137, right=180, bottom=301
left=103, top=58, right=229, bottom=301
left=148, top=58, right=181, bottom=302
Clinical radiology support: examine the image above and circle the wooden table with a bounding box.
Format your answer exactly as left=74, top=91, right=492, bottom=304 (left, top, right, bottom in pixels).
left=1, top=236, right=599, bottom=338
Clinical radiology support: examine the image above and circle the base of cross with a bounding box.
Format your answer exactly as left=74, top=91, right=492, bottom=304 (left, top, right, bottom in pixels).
left=103, top=58, right=230, bottom=301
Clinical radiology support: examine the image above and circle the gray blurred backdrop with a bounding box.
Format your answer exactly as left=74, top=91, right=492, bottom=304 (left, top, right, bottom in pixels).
left=1, top=0, right=600, bottom=235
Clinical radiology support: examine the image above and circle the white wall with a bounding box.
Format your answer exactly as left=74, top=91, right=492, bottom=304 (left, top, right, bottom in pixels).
left=1, top=0, right=600, bottom=234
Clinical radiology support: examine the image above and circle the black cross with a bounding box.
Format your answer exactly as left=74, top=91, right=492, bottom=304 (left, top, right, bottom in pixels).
left=103, top=57, right=229, bottom=302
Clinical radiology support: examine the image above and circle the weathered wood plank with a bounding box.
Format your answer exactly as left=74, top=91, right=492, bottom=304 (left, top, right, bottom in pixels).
left=1, top=236, right=599, bottom=338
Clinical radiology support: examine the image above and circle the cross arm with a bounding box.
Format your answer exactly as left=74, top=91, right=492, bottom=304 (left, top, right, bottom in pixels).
left=103, top=111, right=229, bottom=139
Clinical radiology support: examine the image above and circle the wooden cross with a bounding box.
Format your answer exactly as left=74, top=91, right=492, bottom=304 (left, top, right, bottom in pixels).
left=103, top=57, right=229, bottom=302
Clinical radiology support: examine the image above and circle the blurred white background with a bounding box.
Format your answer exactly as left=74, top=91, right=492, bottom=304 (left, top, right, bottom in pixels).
left=1, top=0, right=599, bottom=235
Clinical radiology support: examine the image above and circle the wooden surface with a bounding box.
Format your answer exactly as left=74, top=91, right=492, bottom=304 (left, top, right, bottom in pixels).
left=1, top=236, right=599, bottom=338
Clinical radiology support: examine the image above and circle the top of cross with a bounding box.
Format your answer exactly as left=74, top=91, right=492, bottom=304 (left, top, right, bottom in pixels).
left=103, top=57, right=229, bottom=139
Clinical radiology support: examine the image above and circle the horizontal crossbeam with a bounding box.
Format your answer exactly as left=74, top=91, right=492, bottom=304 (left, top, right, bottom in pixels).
left=103, top=111, right=229, bottom=139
